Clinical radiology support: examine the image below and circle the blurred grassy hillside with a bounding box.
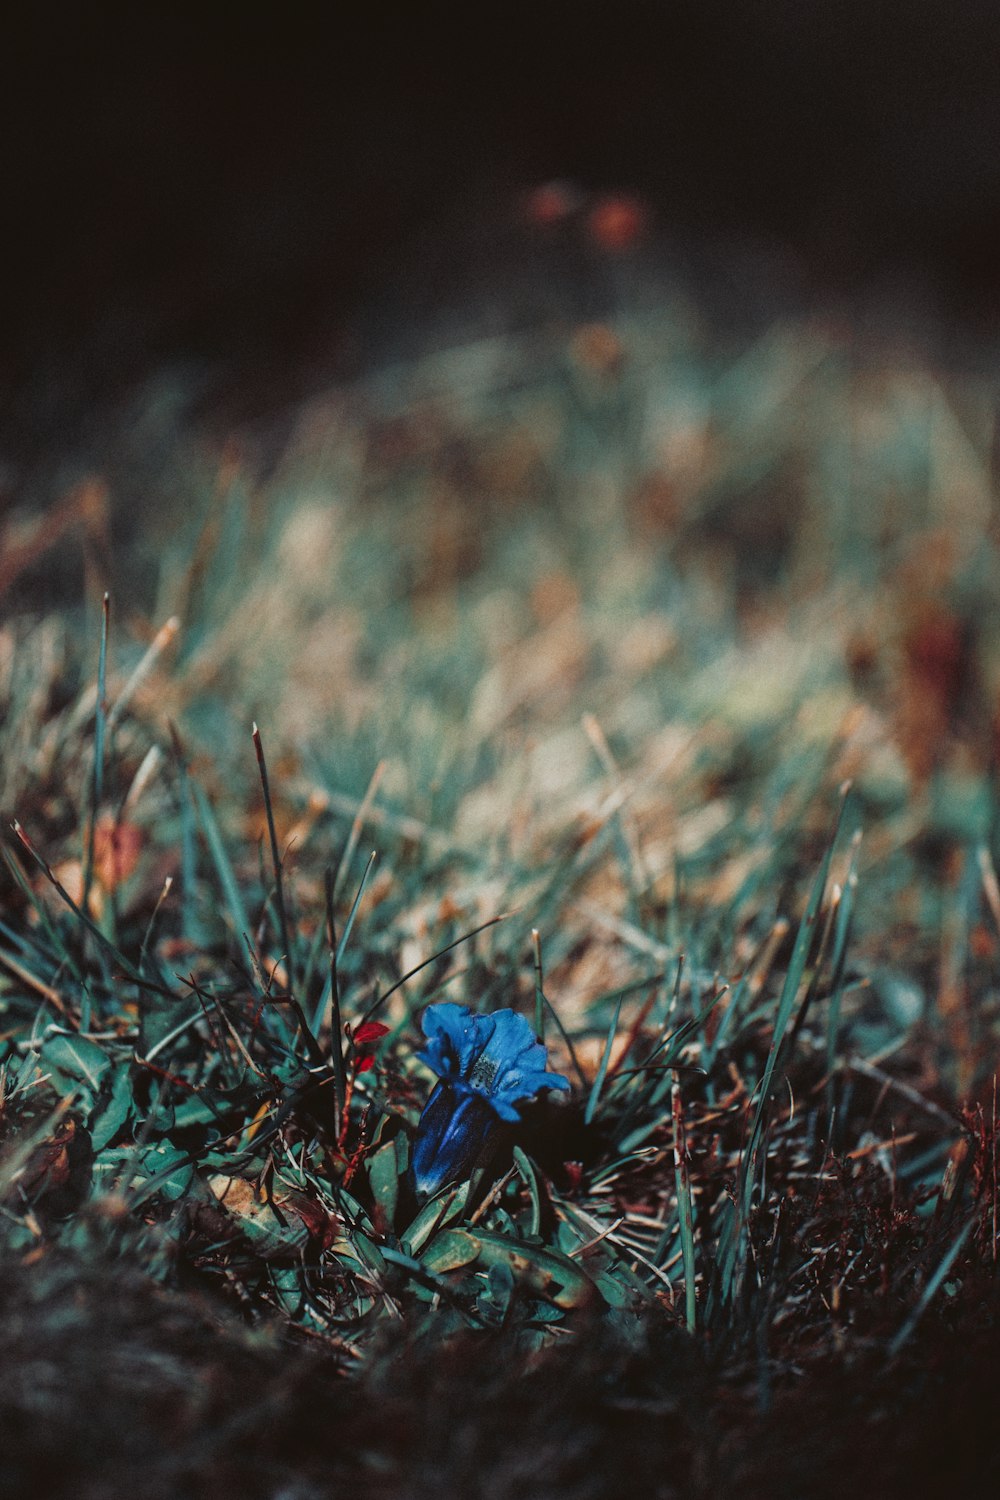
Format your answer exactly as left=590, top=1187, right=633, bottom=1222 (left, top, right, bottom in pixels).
left=6, top=212, right=1000, bottom=1102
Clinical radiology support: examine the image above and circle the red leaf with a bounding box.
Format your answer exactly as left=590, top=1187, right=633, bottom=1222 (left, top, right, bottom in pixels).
left=352, top=1021, right=390, bottom=1047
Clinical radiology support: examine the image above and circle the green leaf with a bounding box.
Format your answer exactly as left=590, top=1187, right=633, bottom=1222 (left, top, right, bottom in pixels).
left=402, top=1179, right=472, bottom=1254
left=238, top=1205, right=309, bottom=1259
left=351, top=1229, right=387, bottom=1275
left=472, top=1228, right=599, bottom=1309
left=483, top=1259, right=515, bottom=1318
left=42, top=1034, right=110, bottom=1090
left=420, top=1228, right=482, bottom=1273
left=512, top=1145, right=543, bottom=1237
left=90, top=1064, right=134, bottom=1151
left=367, top=1138, right=401, bottom=1227
left=591, top=1270, right=631, bottom=1308
left=172, top=1095, right=225, bottom=1129
left=136, top=1142, right=194, bottom=1202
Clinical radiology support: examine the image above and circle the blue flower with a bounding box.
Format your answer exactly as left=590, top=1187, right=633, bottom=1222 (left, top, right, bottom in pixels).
left=411, top=1003, right=571, bottom=1198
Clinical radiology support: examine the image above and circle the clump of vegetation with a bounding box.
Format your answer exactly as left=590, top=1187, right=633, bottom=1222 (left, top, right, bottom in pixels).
left=2, top=299, right=1000, bottom=1494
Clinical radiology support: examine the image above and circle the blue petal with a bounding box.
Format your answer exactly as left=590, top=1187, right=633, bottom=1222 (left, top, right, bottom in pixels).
left=417, top=1003, right=571, bottom=1118
left=410, top=1081, right=500, bottom=1197
left=417, top=1003, right=496, bottom=1082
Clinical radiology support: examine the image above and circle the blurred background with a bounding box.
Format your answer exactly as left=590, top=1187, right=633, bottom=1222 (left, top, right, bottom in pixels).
left=2, top=0, right=1000, bottom=469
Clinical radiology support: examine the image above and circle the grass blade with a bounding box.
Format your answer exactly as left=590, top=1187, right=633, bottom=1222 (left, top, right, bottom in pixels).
left=81, top=592, right=110, bottom=919
left=672, top=1067, right=697, bottom=1332
left=190, top=781, right=252, bottom=947
left=337, top=849, right=377, bottom=968
left=325, top=866, right=347, bottom=1128
left=585, top=995, right=623, bottom=1125
left=532, top=927, right=545, bottom=1040
left=253, top=722, right=294, bottom=991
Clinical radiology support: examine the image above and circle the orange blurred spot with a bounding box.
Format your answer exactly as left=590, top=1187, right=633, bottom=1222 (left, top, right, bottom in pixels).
left=52, top=859, right=85, bottom=906
left=587, top=193, right=647, bottom=251
left=93, top=817, right=144, bottom=892
left=523, top=180, right=582, bottom=227
left=436, top=894, right=464, bottom=924
left=569, top=322, right=626, bottom=378
left=896, top=599, right=968, bottom=784
left=970, top=924, right=996, bottom=960
left=631, top=471, right=680, bottom=537
left=531, top=570, right=580, bottom=625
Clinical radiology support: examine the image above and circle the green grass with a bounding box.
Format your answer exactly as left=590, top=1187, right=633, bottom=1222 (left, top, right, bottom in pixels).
left=2, top=299, right=1000, bottom=1494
